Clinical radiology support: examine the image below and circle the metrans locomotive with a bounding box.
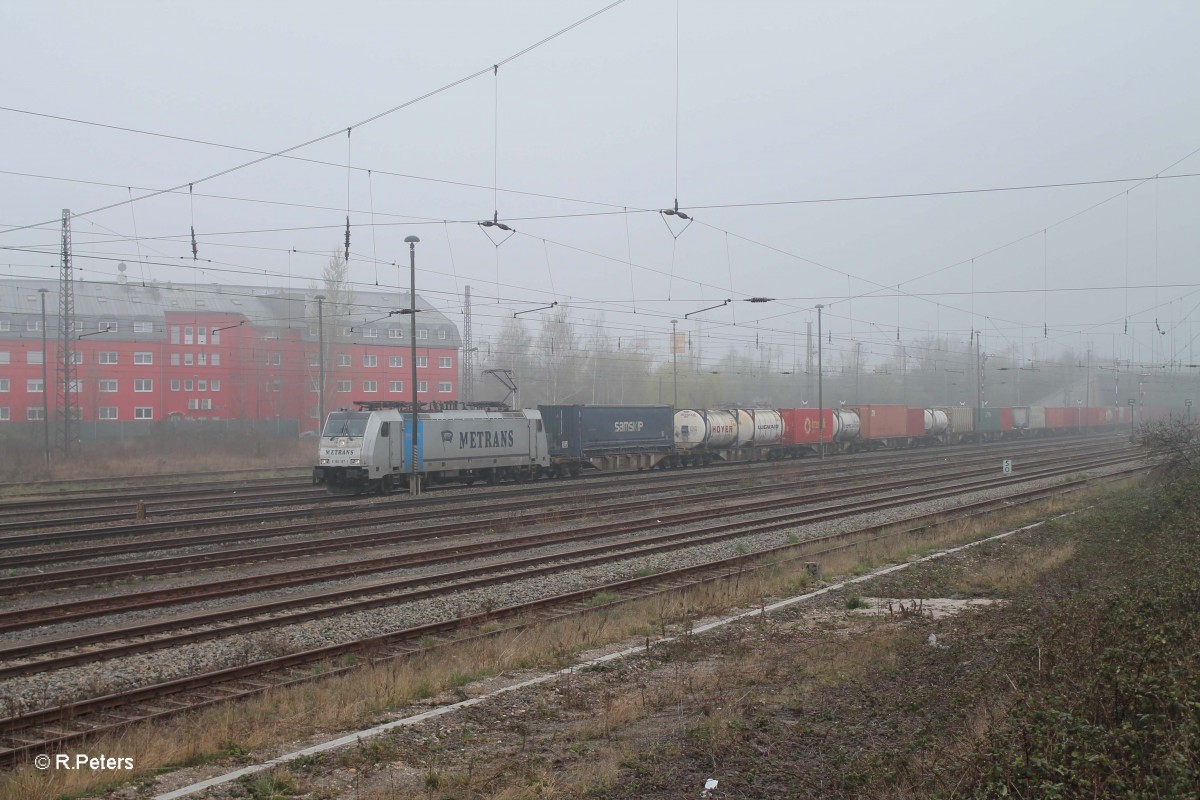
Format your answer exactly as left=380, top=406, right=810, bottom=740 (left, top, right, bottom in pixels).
left=314, top=406, right=549, bottom=493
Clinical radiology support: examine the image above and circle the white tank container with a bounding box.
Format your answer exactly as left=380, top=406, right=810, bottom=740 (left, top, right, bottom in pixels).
left=924, top=408, right=949, bottom=435
left=749, top=409, right=784, bottom=445
left=674, top=409, right=707, bottom=450
left=702, top=409, right=738, bottom=448
left=833, top=409, right=860, bottom=441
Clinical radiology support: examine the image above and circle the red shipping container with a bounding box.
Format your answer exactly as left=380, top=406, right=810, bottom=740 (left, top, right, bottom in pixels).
left=1000, top=407, right=1013, bottom=431
left=1044, top=407, right=1071, bottom=429
left=906, top=408, right=925, bottom=437
left=778, top=408, right=836, bottom=445
left=847, top=404, right=909, bottom=441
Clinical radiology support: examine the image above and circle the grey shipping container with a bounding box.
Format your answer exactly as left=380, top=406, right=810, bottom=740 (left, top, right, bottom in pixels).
left=539, top=405, right=674, bottom=457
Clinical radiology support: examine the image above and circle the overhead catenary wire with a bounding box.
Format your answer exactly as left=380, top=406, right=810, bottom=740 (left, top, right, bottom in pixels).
left=0, top=0, right=631, bottom=238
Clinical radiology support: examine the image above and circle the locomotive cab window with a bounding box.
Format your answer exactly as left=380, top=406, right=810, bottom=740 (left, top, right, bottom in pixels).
left=322, top=411, right=370, bottom=438
left=380, top=422, right=389, bottom=438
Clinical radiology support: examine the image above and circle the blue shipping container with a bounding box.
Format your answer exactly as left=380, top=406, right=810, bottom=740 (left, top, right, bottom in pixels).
left=538, top=405, right=674, bottom=457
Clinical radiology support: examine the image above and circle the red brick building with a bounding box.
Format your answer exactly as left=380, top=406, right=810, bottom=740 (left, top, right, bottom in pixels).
left=0, top=279, right=461, bottom=433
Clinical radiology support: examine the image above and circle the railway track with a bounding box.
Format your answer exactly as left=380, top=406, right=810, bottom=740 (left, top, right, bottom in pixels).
left=0, top=454, right=1149, bottom=766
left=0, top=440, right=1127, bottom=597
left=0, top=443, right=1148, bottom=764
left=0, top=437, right=1116, bottom=551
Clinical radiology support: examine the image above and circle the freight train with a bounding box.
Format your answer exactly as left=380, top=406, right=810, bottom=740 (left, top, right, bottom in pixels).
left=312, top=401, right=1174, bottom=494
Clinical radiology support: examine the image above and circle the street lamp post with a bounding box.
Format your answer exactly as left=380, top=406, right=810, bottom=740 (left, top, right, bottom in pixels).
left=816, top=304, right=824, bottom=459
left=670, top=319, right=678, bottom=408
left=405, top=235, right=421, bottom=497
left=38, top=288, right=49, bottom=469
left=314, top=294, right=326, bottom=433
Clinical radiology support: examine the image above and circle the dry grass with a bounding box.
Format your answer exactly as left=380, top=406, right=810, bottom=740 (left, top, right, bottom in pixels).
left=0, top=436, right=311, bottom=487
left=0, top=481, right=1125, bottom=800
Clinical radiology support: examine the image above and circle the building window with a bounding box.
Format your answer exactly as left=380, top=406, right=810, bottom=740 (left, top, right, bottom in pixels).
left=99, top=321, right=118, bottom=333
left=26, top=320, right=40, bottom=332
left=388, top=327, right=403, bottom=339
left=27, top=379, right=43, bottom=393
left=184, top=380, right=194, bottom=391
left=198, top=380, right=207, bottom=392
left=198, top=327, right=208, bottom=345
left=439, top=356, right=452, bottom=368
left=0, top=379, right=7, bottom=392
left=307, top=354, right=319, bottom=367
left=363, top=354, right=377, bottom=367
left=363, top=380, right=378, bottom=393
left=170, top=326, right=180, bottom=344
left=438, top=329, right=447, bottom=340
left=170, top=380, right=180, bottom=391
left=184, top=353, right=194, bottom=366
left=99, top=351, right=118, bottom=365
left=27, top=351, right=43, bottom=365
left=184, top=326, right=194, bottom=345
left=309, top=381, right=319, bottom=392
left=418, top=329, right=428, bottom=339
left=134, top=321, right=153, bottom=334
left=336, top=354, right=351, bottom=367
left=363, top=327, right=378, bottom=338
left=438, top=381, right=452, bottom=393
left=71, top=351, right=83, bottom=365
left=171, top=353, right=180, bottom=366
left=134, top=407, right=153, bottom=420
left=415, top=356, right=428, bottom=368
left=27, top=407, right=44, bottom=421
left=69, top=379, right=83, bottom=393
left=336, top=380, right=351, bottom=392
left=0, top=352, right=8, bottom=364
left=200, top=398, right=212, bottom=410
left=340, top=327, right=353, bottom=337
left=99, top=379, right=118, bottom=392
left=0, top=407, right=8, bottom=421
left=389, top=380, right=403, bottom=393
left=211, top=328, right=220, bottom=345
left=389, top=356, right=403, bottom=368
left=99, top=407, right=118, bottom=420
left=417, top=381, right=428, bottom=393
left=134, top=379, right=152, bottom=392
left=0, top=320, right=8, bottom=332
left=187, top=398, right=199, bottom=410
left=272, top=380, right=282, bottom=392
left=198, top=353, right=207, bottom=366
left=211, top=379, right=221, bottom=392
left=134, top=352, right=153, bottom=365
left=268, top=352, right=282, bottom=366
left=211, top=353, right=220, bottom=366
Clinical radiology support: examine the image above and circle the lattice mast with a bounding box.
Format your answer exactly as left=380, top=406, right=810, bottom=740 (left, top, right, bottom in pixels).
left=56, top=209, right=79, bottom=457
left=462, top=285, right=474, bottom=403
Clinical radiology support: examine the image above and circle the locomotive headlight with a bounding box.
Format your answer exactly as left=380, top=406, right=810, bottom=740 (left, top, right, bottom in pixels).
left=320, top=458, right=330, bottom=465
left=349, top=458, right=360, bottom=465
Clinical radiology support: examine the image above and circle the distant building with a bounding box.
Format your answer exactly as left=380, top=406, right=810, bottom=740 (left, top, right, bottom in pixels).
left=0, top=279, right=461, bottom=431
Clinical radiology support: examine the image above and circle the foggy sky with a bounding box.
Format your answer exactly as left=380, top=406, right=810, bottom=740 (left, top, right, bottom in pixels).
left=2, top=0, right=1198, bottom=372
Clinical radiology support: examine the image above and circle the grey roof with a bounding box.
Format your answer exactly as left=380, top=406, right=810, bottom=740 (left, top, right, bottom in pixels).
left=0, top=279, right=461, bottom=347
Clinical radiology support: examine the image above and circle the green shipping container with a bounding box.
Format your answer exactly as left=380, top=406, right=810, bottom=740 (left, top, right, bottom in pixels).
left=975, top=408, right=1001, bottom=432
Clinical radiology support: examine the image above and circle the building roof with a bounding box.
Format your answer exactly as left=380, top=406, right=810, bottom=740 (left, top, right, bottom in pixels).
left=0, top=279, right=461, bottom=347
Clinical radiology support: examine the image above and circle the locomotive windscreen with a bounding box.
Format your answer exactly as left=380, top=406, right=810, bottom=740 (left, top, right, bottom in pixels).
left=322, top=412, right=370, bottom=438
